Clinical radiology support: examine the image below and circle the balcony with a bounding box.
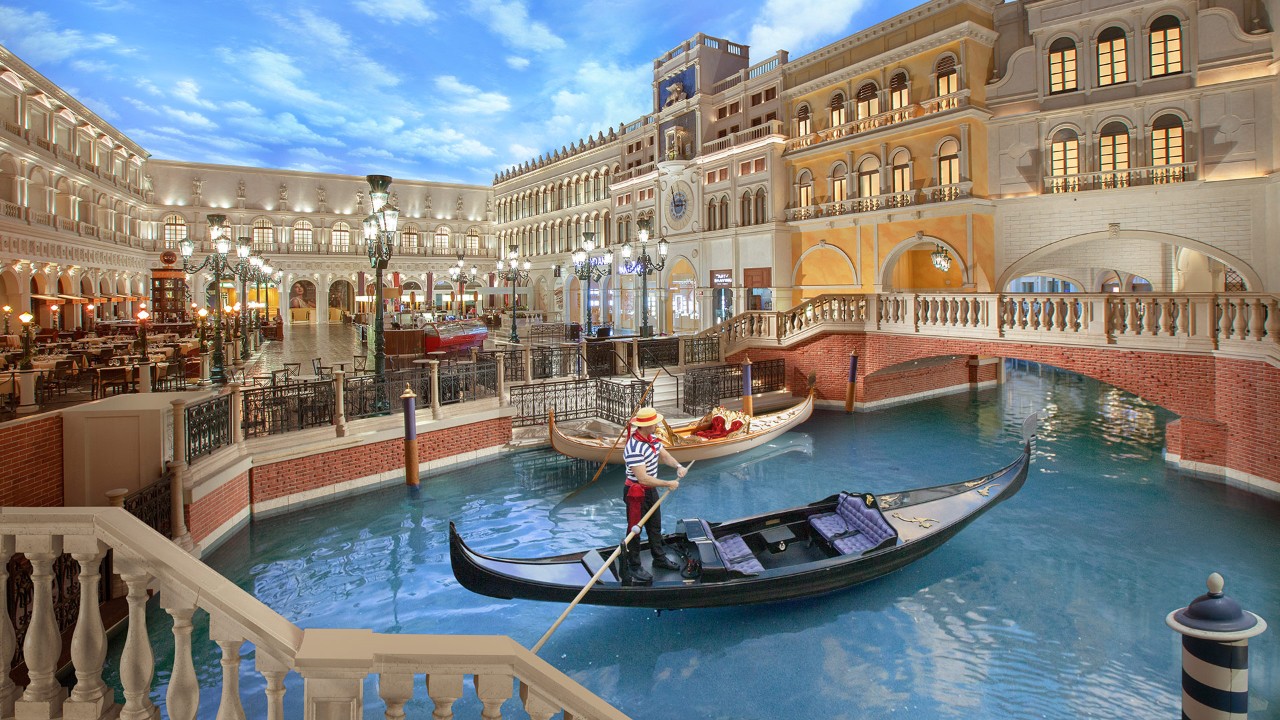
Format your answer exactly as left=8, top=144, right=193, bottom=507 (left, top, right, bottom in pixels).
left=700, top=120, right=785, bottom=155
left=1043, top=163, right=1196, bottom=194
left=613, top=162, right=656, bottom=183
left=783, top=182, right=972, bottom=222
left=784, top=90, right=971, bottom=154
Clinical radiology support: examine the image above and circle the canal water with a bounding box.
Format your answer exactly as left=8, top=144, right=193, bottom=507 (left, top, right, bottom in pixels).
left=121, top=361, right=1280, bottom=718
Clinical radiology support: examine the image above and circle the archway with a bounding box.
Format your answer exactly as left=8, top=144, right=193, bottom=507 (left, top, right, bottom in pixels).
left=400, top=281, right=423, bottom=312
left=0, top=268, right=21, bottom=327
left=288, top=279, right=317, bottom=323
left=879, top=233, right=968, bottom=291
left=794, top=242, right=858, bottom=301
left=328, top=279, right=354, bottom=321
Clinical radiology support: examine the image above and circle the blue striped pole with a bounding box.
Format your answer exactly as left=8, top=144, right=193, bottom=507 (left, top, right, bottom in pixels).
left=1166, top=573, right=1267, bottom=720
left=401, top=383, right=419, bottom=486
left=844, top=353, right=858, bottom=414
left=741, top=356, right=753, bottom=416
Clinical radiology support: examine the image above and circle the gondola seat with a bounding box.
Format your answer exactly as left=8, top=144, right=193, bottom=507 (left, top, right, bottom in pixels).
left=809, top=493, right=898, bottom=556
left=687, top=518, right=764, bottom=574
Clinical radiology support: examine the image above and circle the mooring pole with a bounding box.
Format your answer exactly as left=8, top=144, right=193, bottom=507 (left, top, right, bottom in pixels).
left=741, top=356, right=753, bottom=416
left=845, top=353, right=858, bottom=414
left=402, top=383, right=419, bottom=486
left=1166, top=572, right=1267, bottom=720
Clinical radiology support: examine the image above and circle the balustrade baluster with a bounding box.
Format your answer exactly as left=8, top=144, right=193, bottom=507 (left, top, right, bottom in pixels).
left=1068, top=300, right=1081, bottom=333
left=65, top=538, right=114, bottom=719
left=17, top=538, right=67, bottom=718
left=378, top=672, right=414, bottom=720
left=1127, top=300, right=1141, bottom=337
left=1250, top=298, right=1266, bottom=341
left=163, top=597, right=199, bottom=720
left=1146, top=299, right=1161, bottom=336
left=1233, top=299, right=1249, bottom=340
left=117, top=563, right=158, bottom=720
left=1266, top=298, right=1279, bottom=342
left=213, top=637, right=247, bottom=720
left=1054, top=299, right=1067, bottom=332
left=259, top=663, right=287, bottom=720
left=475, top=674, right=513, bottom=720
left=426, top=673, right=463, bottom=720
left=1175, top=298, right=1190, bottom=337
left=0, top=537, right=16, bottom=720
left=1017, top=299, right=1029, bottom=330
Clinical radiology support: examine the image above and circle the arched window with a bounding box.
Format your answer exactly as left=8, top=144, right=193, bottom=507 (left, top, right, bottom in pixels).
left=1098, top=121, right=1130, bottom=186
left=740, top=191, right=754, bottom=226
left=1150, top=15, right=1182, bottom=77
left=331, top=221, right=350, bottom=249
left=797, top=170, right=814, bottom=207
left=1048, top=130, right=1079, bottom=191
left=890, top=150, right=912, bottom=194
left=754, top=188, right=767, bottom=222
left=857, top=157, right=881, bottom=198
left=1048, top=37, right=1078, bottom=94
left=855, top=82, right=879, bottom=119
left=465, top=228, right=480, bottom=253
left=253, top=218, right=274, bottom=250
left=719, top=197, right=729, bottom=229
left=434, top=226, right=451, bottom=253
left=889, top=71, right=910, bottom=109
left=796, top=104, right=812, bottom=136
left=1151, top=114, right=1186, bottom=183
left=162, top=213, right=186, bottom=249
left=830, top=92, right=848, bottom=127
left=292, top=220, right=313, bottom=250
left=830, top=162, right=848, bottom=202
left=706, top=198, right=719, bottom=231
left=935, top=55, right=958, bottom=96
left=939, top=139, right=961, bottom=186
left=401, top=223, right=419, bottom=250
left=1097, top=27, right=1128, bottom=86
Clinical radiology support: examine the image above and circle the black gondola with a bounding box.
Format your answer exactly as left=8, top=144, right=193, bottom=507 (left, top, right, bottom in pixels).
left=450, top=416, right=1038, bottom=610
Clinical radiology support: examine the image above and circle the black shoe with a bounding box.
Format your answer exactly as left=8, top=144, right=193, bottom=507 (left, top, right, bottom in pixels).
left=651, top=553, right=681, bottom=571
left=625, top=566, right=653, bottom=585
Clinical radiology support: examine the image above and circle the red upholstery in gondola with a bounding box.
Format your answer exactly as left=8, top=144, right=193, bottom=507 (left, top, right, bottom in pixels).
left=693, top=415, right=745, bottom=439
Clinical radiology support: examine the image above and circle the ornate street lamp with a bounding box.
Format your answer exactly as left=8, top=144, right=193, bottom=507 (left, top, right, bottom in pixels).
left=136, top=309, right=150, bottom=357
left=495, top=245, right=531, bottom=344
left=197, top=307, right=209, bottom=352
left=563, top=231, right=613, bottom=337
left=620, top=219, right=668, bottom=337
left=179, top=213, right=250, bottom=385
left=447, top=254, right=477, bottom=317
left=17, top=312, right=33, bottom=369
left=3, top=305, right=11, bottom=335
left=362, top=174, right=400, bottom=412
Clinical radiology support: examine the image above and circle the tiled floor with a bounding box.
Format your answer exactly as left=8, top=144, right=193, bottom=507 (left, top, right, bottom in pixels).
left=240, top=322, right=367, bottom=378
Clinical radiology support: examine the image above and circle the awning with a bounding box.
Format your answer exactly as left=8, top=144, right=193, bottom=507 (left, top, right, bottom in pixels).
left=30, top=294, right=61, bottom=302
left=57, top=294, right=88, bottom=304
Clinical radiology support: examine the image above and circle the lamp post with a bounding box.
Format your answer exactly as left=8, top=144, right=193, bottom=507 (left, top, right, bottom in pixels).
left=86, top=304, right=95, bottom=333
left=495, top=245, right=531, bottom=344
left=447, top=254, right=477, bottom=318
left=620, top=219, right=668, bottom=337
left=564, top=231, right=613, bottom=337
left=136, top=309, right=150, bottom=357
left=179, top=213, right=250, bottom=385
left=3, top=305, right=10, bottom=335
left=197, top=308, right=209, bottom=352
left=362, top=174, right=400, bottom=412
left=17, top=312, right=33, bottom=370
left=50, top=305, right=60, bottom=332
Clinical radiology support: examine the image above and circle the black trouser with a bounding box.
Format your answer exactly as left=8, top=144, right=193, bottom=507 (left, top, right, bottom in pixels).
left=623, top=484, right=668, bottom=570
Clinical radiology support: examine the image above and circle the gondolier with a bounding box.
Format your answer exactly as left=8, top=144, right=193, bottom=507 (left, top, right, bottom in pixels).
left=622, top=407, right=687, bottom=584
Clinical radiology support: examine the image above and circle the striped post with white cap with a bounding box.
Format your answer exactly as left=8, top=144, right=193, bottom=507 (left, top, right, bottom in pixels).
left=1166, top=572, right=1267, bottom=720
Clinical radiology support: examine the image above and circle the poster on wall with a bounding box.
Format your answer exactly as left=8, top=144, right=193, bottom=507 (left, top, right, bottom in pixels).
left=289, top=280, right=317, bottom=308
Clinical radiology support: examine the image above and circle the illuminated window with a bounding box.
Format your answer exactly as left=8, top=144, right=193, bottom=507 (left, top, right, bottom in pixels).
left=831, top=162, right=848, bottom=201
left=330, top=221, right=349, bottom=249
left=935, top=55, right=958, bottom=96
left=1150, top=16, right=1182, bottom=77
left=295, top=221, right=315, bottom=249
left=939, top=139, right=961, bottom=186
left=1097, top=27, right=1128, bottom=86
left=1098, top=122, right=1130, bottom=187
left=162, top=213, right=186, bottom=249
left=1048, top=130, right=1079, bottom=191
left=252, top=218, right=274, bottom=250
left=797, top=170, right=814, bottom=207
left=890, top=72, right=910, bottom=109
left=401, top=223, right=419, bottom=250
left=857, top=157, right=881, bottom=198
left=796, top=104, right=812, bottom=136
left=830, top=92, right=848, bottom=127
left=434, top=226, right=451, bottom=253
left=1151, top=114, right=1185, bottom=183
left=465, top=228, right=480, bottom=253
left=891, top=150, right=912, bottom=193
left=855, top=83, right=879, bottom=119
left=1048, top=37, right=1078, bottom=94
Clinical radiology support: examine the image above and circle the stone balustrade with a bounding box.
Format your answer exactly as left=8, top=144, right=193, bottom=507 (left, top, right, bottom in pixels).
left=0, top=507, right=630, bottom=720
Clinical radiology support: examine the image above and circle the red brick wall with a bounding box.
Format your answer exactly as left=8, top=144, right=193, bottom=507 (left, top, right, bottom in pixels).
left=862, top=358, right=973, bottom=404
left=250, top=416, right=512, bottom=503
left=187, top=470, right=249, bottom=545
left=1212, top=358, right=1280, bottom=482
left=0, top=415, right=64, bottom=508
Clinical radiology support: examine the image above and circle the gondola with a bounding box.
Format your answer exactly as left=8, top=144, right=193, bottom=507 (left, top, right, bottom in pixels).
left=450, top=414, right=1039, bottom=609
left=548, top=391, right=815, bottom=464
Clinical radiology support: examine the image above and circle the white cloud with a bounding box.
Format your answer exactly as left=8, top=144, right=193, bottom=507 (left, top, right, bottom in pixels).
left=505, top=56, right=530, bottom=70
left=282, top=147, right=345, bottom=173
left=161, top=106, right=217, bottom=130
left=355, top=0, right=435, bottom=24
left=172, top=79, right=217, bottom=109
left=227, top=112, right=344, bottom=148
left=222, top=47, right=341, bottom=110
left=747, top=0, right=866, bottom=56
left=433, top=76, right=510, bottom=115
left=70, top=59, right=114, bottom=75
left=544, top=59, right=650, bottom=141
left=135, top=78, right=162, bottom=96
left=469, top=0, right=564, bottom=52
left=0, top=7, right=130, bottom=64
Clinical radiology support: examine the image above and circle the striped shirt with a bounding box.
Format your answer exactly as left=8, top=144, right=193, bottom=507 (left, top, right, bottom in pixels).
left=623, top=432, right=661, bottom=483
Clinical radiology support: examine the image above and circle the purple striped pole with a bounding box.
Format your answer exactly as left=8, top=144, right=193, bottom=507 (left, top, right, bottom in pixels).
left=845, top=353, right=858, bottom=414
left=402, top=383, right=419, bottom=486
left=741, top=356, right=753, bottom=416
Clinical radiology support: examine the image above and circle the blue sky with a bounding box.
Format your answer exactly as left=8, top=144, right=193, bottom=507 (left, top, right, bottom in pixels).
left=0, top=0, right=917, bottom=185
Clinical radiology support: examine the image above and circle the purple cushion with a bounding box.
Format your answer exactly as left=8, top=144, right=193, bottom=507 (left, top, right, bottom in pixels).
left=832, top=533, right=875, bottom=556
left=726, top=553, right=765, bottom=574
left=809, top=512, right=849, bottom=542
left=714, top=533, right=754, bottom=561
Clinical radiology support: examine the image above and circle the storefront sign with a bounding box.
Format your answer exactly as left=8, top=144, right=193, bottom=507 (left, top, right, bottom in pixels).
left=710, top=269, right=734, bottom=288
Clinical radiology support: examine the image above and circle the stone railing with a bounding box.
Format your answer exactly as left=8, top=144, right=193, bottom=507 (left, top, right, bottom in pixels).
left=701, top=120, right=785, bottom=155
left=0, top=199, right=22, bottom=219
left=0, top=507, right=629, bottom=720
left=784, top=90, right=971, bottom=153
left=705, top=292, right=1279, bottom=366
left=1043, top=162, right=1196, bottom=193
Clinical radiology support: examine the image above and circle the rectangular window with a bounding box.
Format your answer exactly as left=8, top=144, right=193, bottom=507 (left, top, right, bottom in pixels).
left=706, top=172, right=717, bottom=184
left=1152, top=126, right=1184, bottom=165
left=857, top=170, right=880, bottom=198
left=832, top=176, right=847, bottom=201
left=740, top=161, right=751, bottom=175
left=729, top=102, right=740, bottom=115
left=1099, top=133, right=1129, bottom=172
left=717, top=106, right=728, bottom=120
left=936, top=72, right=957, bottom=96
left=798, top=184, right=813, bottom=207
left=754, top=158, right=765, bottom=173
left=1048, top=139, right=1078, bottom=190
left=892, top=164, right=911, bottom=193
left=1151, top=27, right=1182, bottom=76
left=718, top=168, right=728, bottom=182
left=890, top=86, right=909, bottom=109
left=751, top=92, right=763, bottom=106
left=750, top=116, right=762, bottom=127
left=764, top=87, right=776, bottom=101
left=1049, top=47, right=1077, bottom=94
left=1098, top=37, right=1128, bottom=86
left=728, top=124, right=739, bottom=134
left=855, top=96, right=879, bottom=120
left=940, top=155, right=962, bottom=186
left=764, top=111, right=777, bottom=123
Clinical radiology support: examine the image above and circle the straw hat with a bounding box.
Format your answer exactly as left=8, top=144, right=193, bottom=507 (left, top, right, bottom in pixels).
left=631, top=407, right=664, bottom=427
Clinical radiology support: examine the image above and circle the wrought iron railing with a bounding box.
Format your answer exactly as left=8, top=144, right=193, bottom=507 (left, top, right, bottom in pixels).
left=439, top=360, right=499, bottom=405
left=510, top=378, right=597, bottom=428
left=344, top=368, right=432, bottom=421
left=478, top=348, right=526, bottom=382
left=185, top=394, right=232, bottom=463
left=595, top=379, right=647, bottom=425
left=637, top=338, right=679, bottom=372
left=124, top=469, right=173, bottom=539
left=528, top=323, right=570, bottom=345
left=531, top=344, right=576, bottom=379
left=585, top=340, right=618, bottom=376
left=683, top=336, right=721, bottom=365
left=241, top=380, right=336, bottom=437
left=681, top=358, right=786, bottom=414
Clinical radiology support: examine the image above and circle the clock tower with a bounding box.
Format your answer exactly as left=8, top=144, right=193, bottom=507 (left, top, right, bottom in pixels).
left=657, top=159, right=699, bottom=237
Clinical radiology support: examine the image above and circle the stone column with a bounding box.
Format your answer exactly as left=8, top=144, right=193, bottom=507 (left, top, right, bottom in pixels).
left=168, top=398, right=193, bottom=550
left=15, top=536, right=67, bottom=719
left=228, top=383, right=243, bottom=444
left=496, top=353, right=507, bottom=407
left=63, top=538, right=115, bottom=720
left=428, top=359, right=441, bottom=420
left=332, top=369, right=347, bottom=437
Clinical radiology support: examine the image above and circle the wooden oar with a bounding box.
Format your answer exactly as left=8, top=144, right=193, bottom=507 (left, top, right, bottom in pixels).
left=563, top=368, right=662, bottom=500
left=532, top=460, right=693, bottom=655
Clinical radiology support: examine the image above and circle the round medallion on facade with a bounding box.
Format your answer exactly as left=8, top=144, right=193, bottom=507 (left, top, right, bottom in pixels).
left=160, top=250, right=178, bottom=266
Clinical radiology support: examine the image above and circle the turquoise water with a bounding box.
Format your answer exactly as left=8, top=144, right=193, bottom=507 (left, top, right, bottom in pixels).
left=122, top=362, right=1280, bottom=718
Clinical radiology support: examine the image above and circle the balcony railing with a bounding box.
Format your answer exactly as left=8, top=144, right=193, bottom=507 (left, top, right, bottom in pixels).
left=1044, top=162, right=1196, bottom=193
left=701, top=120, right=785, bottom=155
left=614, top=162, right=657, bottom=183
left=785, top=91, right=971, bottom=153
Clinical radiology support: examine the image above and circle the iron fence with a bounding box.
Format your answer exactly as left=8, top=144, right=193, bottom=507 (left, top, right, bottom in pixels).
left=528, top=322, right=570, bottom=345
left=344, top=368, right=431, bottom=420
left=124, top=469, right=173, bottom=539
left=242, top=379, right=336, bottom=437
left=595, top=379, right=648, bottom=425
left=440, top=360, right=499, bottom=404
left=682, top=358, right=786, bottom=414
left=531, top=344, right=577, bottom=379
left=185, top=394, right=232, bottom=463
left=683, top=336, right=721, bottom=365
left=477, top=348, right=526, bottom=382
left=510, top=378, right=597, bottom=427
left=585, top=340, right=620, bottom=377
left=637, top=338, right=680, bottom=372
